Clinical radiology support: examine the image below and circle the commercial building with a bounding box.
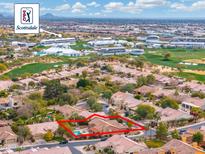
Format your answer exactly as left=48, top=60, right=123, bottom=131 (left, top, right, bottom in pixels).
left=11, top=41, right=36, bottom=48
left=98, top=47, right=127, bottom=55
left=88, top=38, right=132, bottom=48
left=129, top=49, right=144, bottom=55
left=170, top=37, right=205, bottom=48
left=39, top=46, right=82, bottom=57
left=40, top=38, right=76, bottom=46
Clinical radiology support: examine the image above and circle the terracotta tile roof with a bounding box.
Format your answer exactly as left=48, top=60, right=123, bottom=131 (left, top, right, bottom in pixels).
left=0, top=97, right=9, bottom=105
left=158, top=107, right=193, bottom=122
left=48, top=105, right=80, bottom=117
left=96, top=135, right=147, bottom=154
left=27, top=122, right=58, bottom=136
left=0, top=80, right=13, bottom=91
left=135, top=85, right=158, bottom=94
left=182, top=97, right=205, bottom=107
left=0, top=126, right=17, bottom=141
left=111, top=91, right=142, bottom=108
left=89, top=117, right=128, bottom=133
left=139, top=139, right=204, bottom=154
left=163, top=139, right=204, bottom=154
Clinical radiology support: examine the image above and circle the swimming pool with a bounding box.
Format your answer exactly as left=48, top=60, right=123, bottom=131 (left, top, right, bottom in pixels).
left=74, top=130, right=81, bottom=135
left=33, top=51, right=47, bottom=56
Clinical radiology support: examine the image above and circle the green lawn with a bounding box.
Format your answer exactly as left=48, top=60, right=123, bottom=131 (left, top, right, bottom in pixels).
left=32, top=45, right=51, bottom=51
left=145, top=139, right=166, bottom=148
left=2, top=62, right=66, bottom=78
left=174, top=72, right=205, bottom=83
left=1, top=55, right=92, bottom=79
left=142, top=48, right=205, bottom=82
left=70, top=41, right=93, bottom=51
left=143, top=48, right=205, bottom=71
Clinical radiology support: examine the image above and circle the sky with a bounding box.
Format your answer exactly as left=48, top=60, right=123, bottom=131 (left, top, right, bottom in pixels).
left=0, top=0, right=205, bottom=18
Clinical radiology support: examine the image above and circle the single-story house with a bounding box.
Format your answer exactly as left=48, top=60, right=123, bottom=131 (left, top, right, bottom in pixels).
left=139, top=139, right=204, bottom=154
left=181, top=97, right=205, bottom=112
left=158, top=107, right=193, bottom=123
left=110, top=92, right=142, bottom=110
left=135, top=85, right=158, bottom=95
left=95, top=135, right=147, bottom=154
left=88, top=117, right=128, bottom=134
left=27, top=122, right=58, bottom=140
left=0, top=97, right=14, bottom=110
left=0, top=80, right=13, bottom=91
left=182, top=126, right=205, bottom=145
left=48, top=105, right=81, bottom=118
left=0, top=120, right=10, bottom=127
left=0, top=126, right=17, bottom=145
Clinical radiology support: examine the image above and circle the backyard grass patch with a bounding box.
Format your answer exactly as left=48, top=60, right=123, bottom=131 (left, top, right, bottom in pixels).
left=145, top=139, right=166, bottom=148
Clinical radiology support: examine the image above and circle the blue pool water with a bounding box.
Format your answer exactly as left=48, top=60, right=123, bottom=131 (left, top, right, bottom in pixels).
left=33, top=51, right=47, bottom=56
left=74, top=130, right=81, bottom=135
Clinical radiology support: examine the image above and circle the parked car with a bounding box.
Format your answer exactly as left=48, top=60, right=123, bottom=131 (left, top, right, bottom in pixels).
left=59, top=140, right=68, bottom=144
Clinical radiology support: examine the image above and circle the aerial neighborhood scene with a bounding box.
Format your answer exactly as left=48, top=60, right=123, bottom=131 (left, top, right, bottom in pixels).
left=1, top=0, right=205, bottom=154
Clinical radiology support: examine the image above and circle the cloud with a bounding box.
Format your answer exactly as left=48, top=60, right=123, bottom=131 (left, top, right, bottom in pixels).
left=170, top=3, right=187, bottom=11
left=137, top=0, right=168, bottom=8
left=72, top=2, right=87, bottom=13
left=87, top=1, right=100, bottom=7
left=104, top=0, right=168, bottom=14
left=41, top=4, right=70, bottom=13
left=55, top=4, right=70, bottom=11
left=104, top=2, right=124, bottom=11
left=170, top=0, right=205, bottom=12
left=0, top=3, right=13, bottom=12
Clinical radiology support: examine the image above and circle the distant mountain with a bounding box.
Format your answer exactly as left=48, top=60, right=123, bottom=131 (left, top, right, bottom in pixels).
left=41, top=13, right=65, bottom=20
left=0, top=14, right=5, bottom=19
left=0, top=13, right=12, bottom=19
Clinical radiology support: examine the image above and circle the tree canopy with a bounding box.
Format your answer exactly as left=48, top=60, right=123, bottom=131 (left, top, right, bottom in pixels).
left=135, top=104, right=156, bottom=120
left=156, top=122, right=168, bottom=141
left=156, top=97, right=179, bottom=109
left=44, top=80, right=68, bottom=100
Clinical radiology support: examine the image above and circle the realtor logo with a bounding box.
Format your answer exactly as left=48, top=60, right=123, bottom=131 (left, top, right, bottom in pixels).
left=15, top=4, right=39, bottom=34
left=21, top=7, right=33, bottom=24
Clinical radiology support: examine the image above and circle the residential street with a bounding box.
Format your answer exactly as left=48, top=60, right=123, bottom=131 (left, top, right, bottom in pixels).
left=0, top=139, right=102, bottom=154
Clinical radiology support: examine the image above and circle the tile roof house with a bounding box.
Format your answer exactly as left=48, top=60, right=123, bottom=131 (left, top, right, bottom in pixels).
left=179, top=81, right=205, bottom=93
left=0, top=126, right=17, bottom=145
left=138, top=139, right=204, bottom=154
left=27, top=122, right=58, bottom=140
left=0, top=97, right=15, bottom=110
left=49, top=105, right=81, bottom=117
left=0, top=120, right=10, bottom=127
left=135, top=85, right=158, bottom=95
left=88, top=117, right=128, bottom=134
left=0, top=80, right=13, bottom=91
left=158, top=107, right=193, bottom=123
left=10, top=146, right=72, bottom=154
left=182, top=126, right=205, bottom=145
left=152, top=88, right=175, bottom=98
left=95, top=135, right=147, bottom=154
left=111, top=92, right=142, bottom=110
left=181, top=97, right=205, bottom=112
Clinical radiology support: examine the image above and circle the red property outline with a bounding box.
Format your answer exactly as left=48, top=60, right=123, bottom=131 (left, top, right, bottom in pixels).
left=57, top=114, right=145, bottom=138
